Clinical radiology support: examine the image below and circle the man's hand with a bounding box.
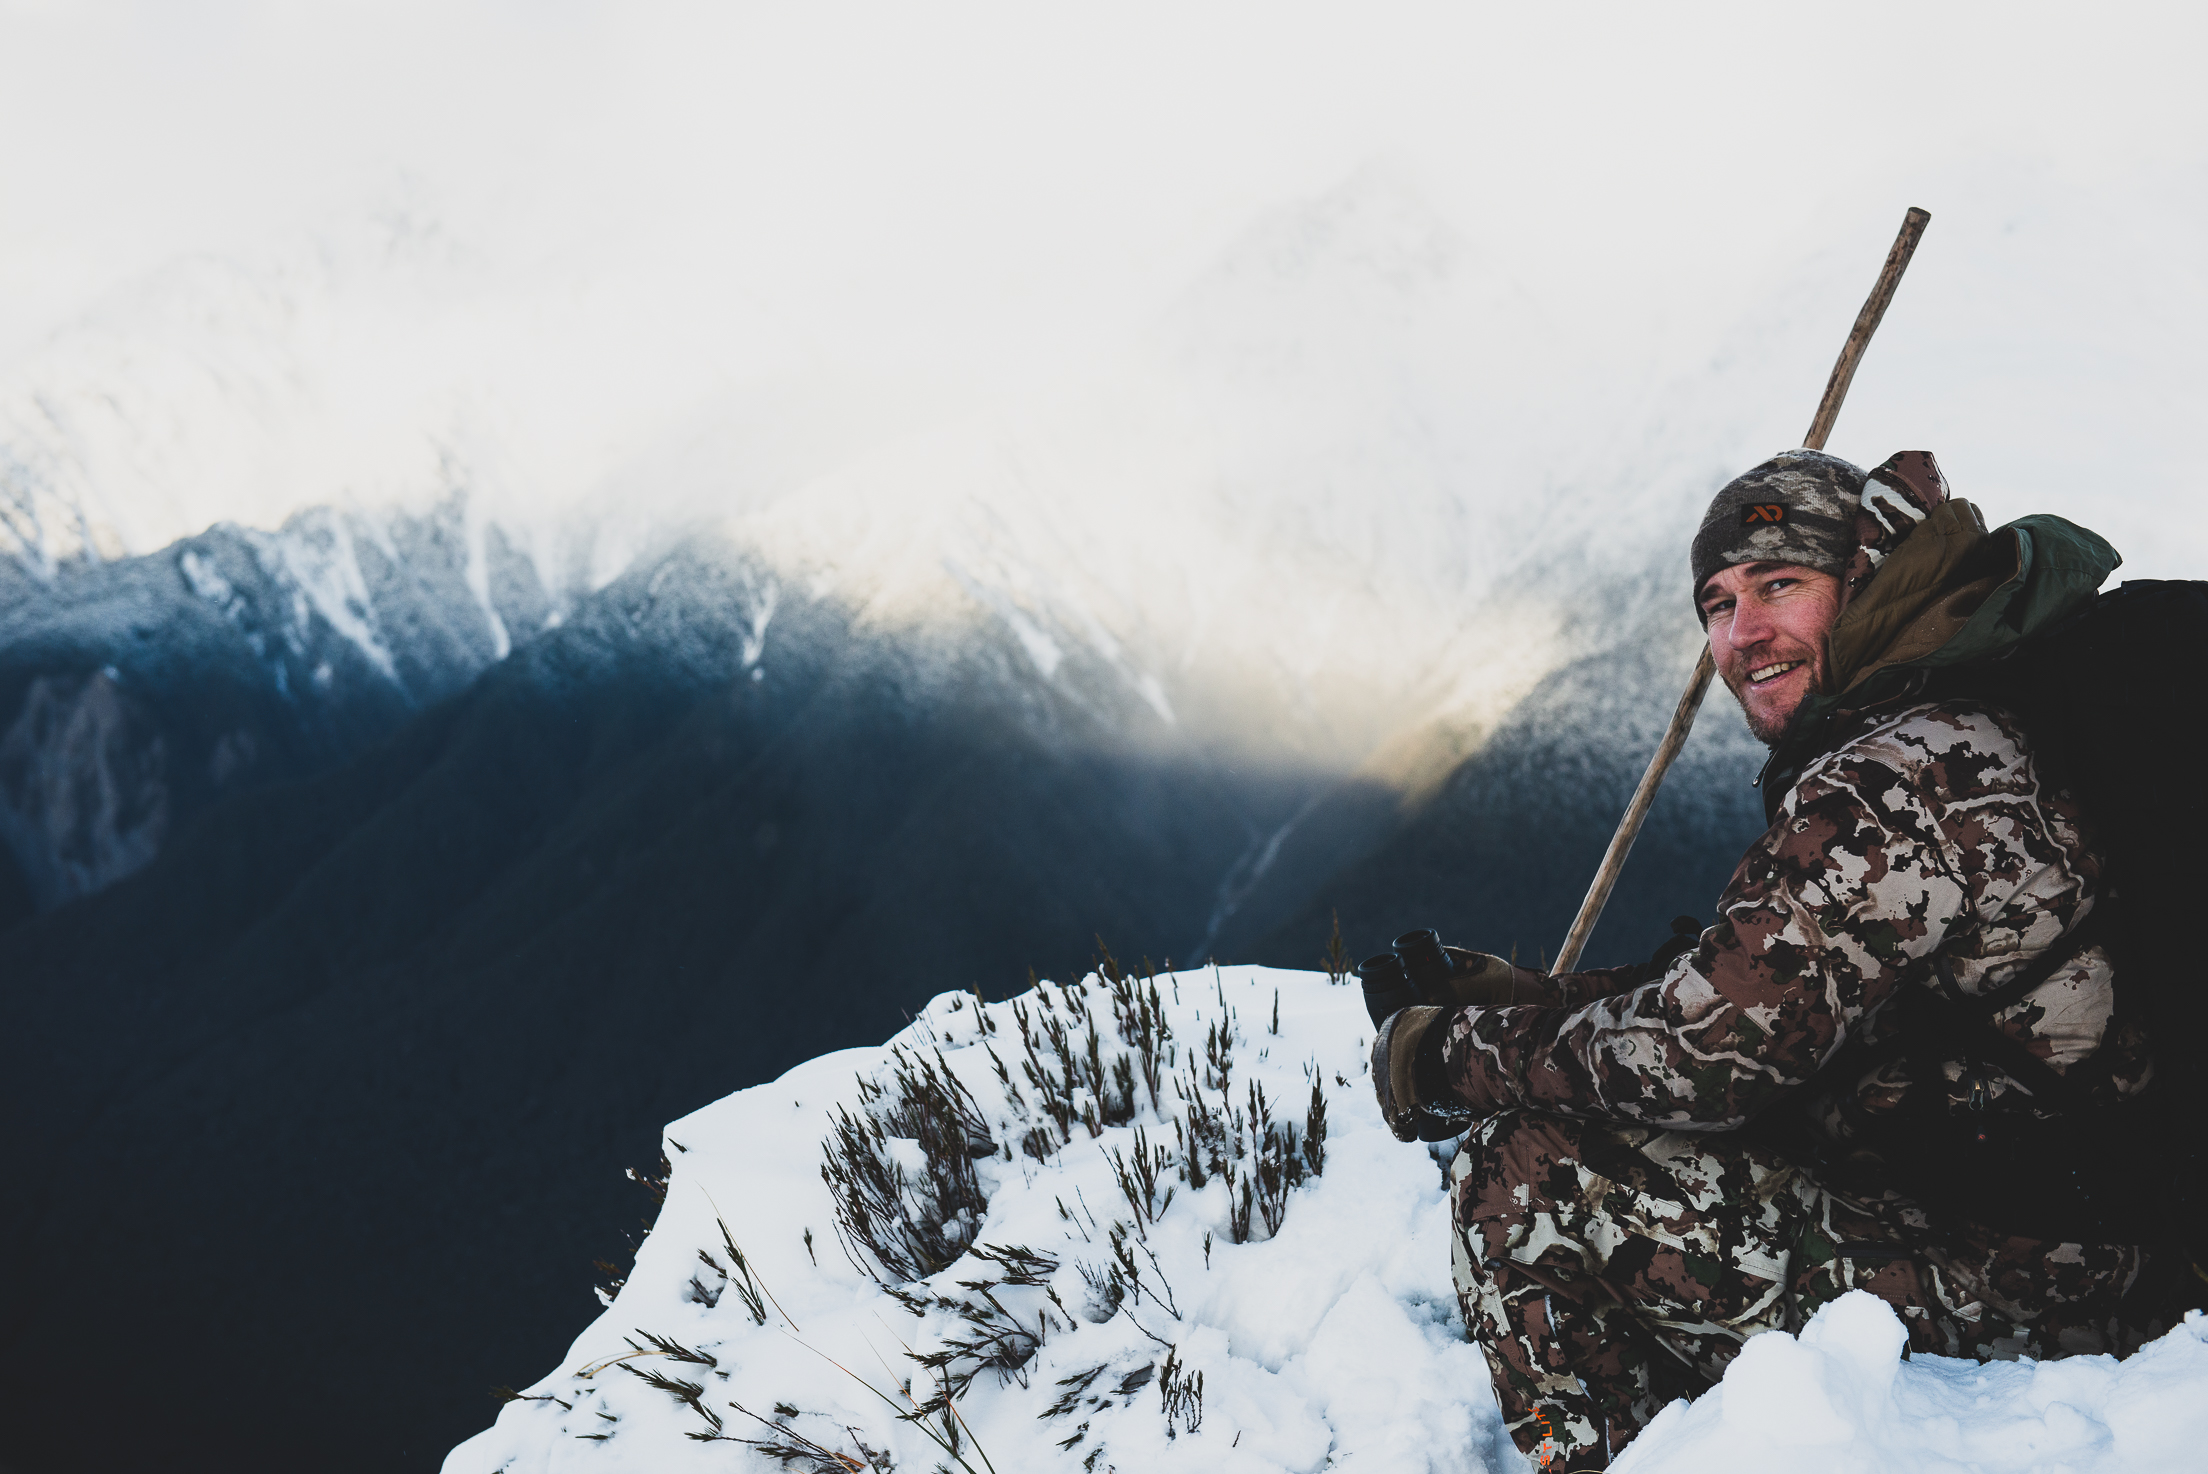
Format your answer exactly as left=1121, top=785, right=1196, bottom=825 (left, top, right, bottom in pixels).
left=1370, top=1006, right=1472, bottom=1142
left=1430, top=947, right=1549, bottom=1007
left=1361, top=934, right=1552, bottom=1027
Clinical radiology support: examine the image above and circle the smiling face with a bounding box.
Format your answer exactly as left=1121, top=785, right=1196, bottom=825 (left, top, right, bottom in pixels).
left=1698, top=560, right=1846, bottom=744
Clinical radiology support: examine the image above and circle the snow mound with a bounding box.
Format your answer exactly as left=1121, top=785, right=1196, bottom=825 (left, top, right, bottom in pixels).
left=443, top=968, right=2208, bottom=1474
left=1620, top=1292, right=2208, bottom=1474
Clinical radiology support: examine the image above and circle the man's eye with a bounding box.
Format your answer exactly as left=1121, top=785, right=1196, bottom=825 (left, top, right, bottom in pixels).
left=1704, top=599, right=1733, bottom=617
left=1765, top=578, right=1796, bottom=594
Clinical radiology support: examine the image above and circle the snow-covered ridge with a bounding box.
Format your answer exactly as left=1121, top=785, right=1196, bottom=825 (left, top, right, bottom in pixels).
left=8, top=163, right=2206, bottom=736
left=0, top=173, right=1614, bottom=769
left=445, top=967, right=2208, bottom=1474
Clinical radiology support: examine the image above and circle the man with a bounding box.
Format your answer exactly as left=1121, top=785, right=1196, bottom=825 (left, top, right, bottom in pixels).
left=1370, top=449, right=2186, bottom=1471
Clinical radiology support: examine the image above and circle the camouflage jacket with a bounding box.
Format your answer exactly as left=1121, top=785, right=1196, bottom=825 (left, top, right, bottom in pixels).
left=1438, top=696, right=2155, bottom=1136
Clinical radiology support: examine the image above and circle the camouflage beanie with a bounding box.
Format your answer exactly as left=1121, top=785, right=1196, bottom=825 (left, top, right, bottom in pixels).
left=1690, top=449, right=1867, bottom=616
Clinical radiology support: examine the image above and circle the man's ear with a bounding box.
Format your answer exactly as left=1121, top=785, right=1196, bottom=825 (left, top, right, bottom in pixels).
left=1819, top=569, right=1850, bottom=695
left=1835, top=549, right=1872, bottom=615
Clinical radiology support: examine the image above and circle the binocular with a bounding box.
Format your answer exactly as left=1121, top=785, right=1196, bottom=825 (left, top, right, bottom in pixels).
left=1356, top=928, right=1453, bottom=1028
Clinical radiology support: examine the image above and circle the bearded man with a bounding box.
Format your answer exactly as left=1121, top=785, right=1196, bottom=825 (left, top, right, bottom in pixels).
left=1368, top=449, right=2190, bottom=1471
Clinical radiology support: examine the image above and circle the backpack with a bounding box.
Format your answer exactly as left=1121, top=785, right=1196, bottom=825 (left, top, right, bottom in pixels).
left=1968, top=579, right=2208, bottom=1254
left=1784, top=579, right=2208, bottom=1256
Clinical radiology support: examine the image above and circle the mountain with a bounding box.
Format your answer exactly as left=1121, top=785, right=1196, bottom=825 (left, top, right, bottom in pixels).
left=0, top=496, right=559, bottom=918
left=1220, top=581, right=1771, bottom=971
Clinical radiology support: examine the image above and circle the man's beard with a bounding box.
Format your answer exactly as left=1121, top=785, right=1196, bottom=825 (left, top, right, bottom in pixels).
left=1737, top=696, right=1791, bottom=747
left=1722, top=660, right=1819, bottom=746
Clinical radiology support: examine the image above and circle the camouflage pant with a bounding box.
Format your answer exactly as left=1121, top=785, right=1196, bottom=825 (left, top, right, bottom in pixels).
left=1448, top=1110, right=2178, bottom=1471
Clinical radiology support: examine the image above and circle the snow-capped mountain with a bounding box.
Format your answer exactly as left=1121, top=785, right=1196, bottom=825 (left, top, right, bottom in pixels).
left=0, top=494, right=559, bottom=911
left=0, top=169, right=1776, bottom=930
left=0, top=174, right=1518, bottom=915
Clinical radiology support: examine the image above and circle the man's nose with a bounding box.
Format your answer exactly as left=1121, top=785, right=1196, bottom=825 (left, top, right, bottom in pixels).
left=1727, top=595, right=1777, bottom=649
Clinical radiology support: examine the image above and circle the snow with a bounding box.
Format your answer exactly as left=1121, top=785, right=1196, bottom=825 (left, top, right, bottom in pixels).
left=1622, top=1294, right=2208, bottom=1474
left=444, top=967, right=1507, bottom=1474
left=442, top=969, right=2208, bottom=1474
left=242, top=514, right=400, bottom=682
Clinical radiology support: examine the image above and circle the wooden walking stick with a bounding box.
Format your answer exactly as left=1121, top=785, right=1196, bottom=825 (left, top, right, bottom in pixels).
left=1548, top=206, right=1932, bottom=974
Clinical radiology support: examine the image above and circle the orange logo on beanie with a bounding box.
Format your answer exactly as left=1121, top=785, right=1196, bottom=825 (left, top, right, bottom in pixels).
left=1740, top=504, right=1787, bottom=525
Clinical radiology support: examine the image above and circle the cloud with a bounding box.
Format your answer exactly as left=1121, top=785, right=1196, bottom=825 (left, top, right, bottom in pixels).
left=0, top=2, right=2201, bottom=578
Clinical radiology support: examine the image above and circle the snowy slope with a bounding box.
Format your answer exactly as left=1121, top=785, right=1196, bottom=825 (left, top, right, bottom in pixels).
left=444, top=968, right=2208, bottom=1474
left=445, top=965, right=1511, bottom=1474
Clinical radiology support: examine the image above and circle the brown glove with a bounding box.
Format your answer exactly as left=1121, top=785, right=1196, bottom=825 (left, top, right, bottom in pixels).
left=1429, top=947, right=1551, bottom=1007
left=1370, top=1006, right=1472, bottom=1143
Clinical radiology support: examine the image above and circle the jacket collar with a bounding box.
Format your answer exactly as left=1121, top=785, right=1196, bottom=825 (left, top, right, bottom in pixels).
left=1753, top=511, right=2121, bottom=812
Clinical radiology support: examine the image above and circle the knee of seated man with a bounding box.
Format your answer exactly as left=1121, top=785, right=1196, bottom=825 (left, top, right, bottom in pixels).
left=1452, top=1109, right=1610, bottom=1230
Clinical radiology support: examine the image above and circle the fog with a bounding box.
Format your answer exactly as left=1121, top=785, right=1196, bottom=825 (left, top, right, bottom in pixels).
left=2, top=1, right=2203, bottom=574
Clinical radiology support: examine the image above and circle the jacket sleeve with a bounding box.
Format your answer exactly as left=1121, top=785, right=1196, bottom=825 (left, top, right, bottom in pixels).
left=1437, top=707, right=2066, bottom=1129
left=1543, top=964, right=1648, bottom=1006
left=1472, top=964, right=1646, bottom=1010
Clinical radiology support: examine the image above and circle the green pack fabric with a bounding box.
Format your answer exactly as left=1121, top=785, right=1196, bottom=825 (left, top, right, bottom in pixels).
left=1825, top=498, right=1999, bottom=695
left=1766, top=511, right=2120, bottom=791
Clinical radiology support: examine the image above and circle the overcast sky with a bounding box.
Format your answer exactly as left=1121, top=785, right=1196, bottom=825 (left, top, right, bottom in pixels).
left=3, top=1, right=2203, bottom=569
left=8, top=2, right=2201, bottom=351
